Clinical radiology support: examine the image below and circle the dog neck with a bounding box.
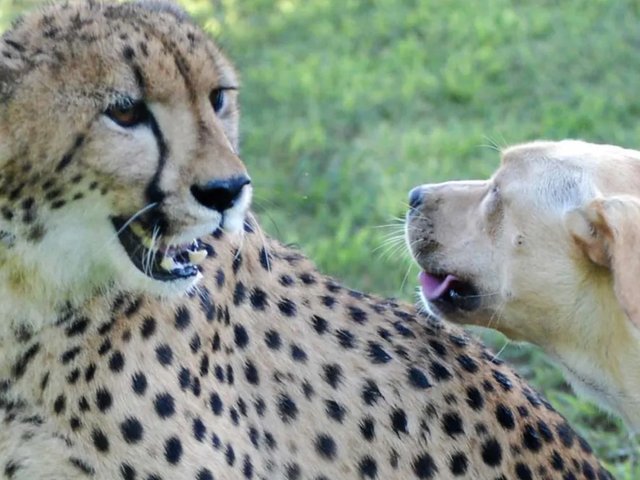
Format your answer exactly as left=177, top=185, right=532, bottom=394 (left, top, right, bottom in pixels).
left=547, top=296, right=640, bottom=432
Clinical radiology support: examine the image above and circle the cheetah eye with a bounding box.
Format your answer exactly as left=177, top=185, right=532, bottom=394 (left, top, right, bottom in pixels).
left=105, top=98, right=150, bottom=128
left=210, top=88, right=226, bottom=114
left=210, top=87, right=237, bottom=115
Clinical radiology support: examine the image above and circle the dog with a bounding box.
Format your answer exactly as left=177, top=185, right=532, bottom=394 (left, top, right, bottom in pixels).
left=405, top=139, right=640, bottom=430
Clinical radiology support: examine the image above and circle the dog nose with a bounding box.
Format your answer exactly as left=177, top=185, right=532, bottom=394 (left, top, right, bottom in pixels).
left=408, top=186, right=424, bottom=209
left=191, top=175, right=251, bottom=212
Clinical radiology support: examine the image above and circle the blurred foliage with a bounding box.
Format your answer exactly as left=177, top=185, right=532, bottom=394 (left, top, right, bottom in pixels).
left=2, top=0, right=640, bottom=476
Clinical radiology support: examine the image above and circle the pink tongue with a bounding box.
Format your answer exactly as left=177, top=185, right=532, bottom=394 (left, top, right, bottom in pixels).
left=419, top=271, right=458, bottom=301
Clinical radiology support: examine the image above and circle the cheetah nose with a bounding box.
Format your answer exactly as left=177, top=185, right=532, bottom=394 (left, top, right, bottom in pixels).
left=191, top=175, right=251, bottom=212
left=408, top=186, right=424, bottom=209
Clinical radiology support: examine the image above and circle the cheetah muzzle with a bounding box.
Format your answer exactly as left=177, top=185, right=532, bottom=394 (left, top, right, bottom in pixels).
left=111, top=216, right=209, bottom=282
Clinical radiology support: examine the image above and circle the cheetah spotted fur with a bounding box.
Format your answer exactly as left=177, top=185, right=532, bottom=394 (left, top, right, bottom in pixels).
left=0, top=2, right=613, bottom=479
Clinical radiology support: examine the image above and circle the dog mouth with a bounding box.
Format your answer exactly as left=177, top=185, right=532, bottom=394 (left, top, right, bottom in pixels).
left=112, top=217, right=210, bottom=282
left=419, top=271, right=481, bottom=313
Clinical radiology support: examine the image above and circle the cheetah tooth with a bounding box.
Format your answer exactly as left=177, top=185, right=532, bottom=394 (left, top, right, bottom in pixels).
left=188, top=249, right=207, bottom=265
left=160, top=255, right=179, bottom=272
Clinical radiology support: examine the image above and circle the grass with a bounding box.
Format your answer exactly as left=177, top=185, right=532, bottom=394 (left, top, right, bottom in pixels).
left=2, top=0, right=640, bottom=476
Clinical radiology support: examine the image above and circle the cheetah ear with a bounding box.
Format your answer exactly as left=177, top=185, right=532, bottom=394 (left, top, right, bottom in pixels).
left=565, top=196, right=640, bottom=328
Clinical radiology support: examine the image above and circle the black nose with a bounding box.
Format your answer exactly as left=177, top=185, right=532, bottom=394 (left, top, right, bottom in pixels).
left=408, top=186, right=424, bottom=209
left=191, top=175, right=251, bottom=212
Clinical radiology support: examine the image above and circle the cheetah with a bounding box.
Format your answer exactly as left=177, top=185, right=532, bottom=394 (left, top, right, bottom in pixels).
left=0, top=2, right=612, bottom=479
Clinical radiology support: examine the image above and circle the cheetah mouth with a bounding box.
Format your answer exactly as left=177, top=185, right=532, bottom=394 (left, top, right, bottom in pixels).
left=419, top=271, right=480, bottom=313
left=111, top=217, right=209, bottom=282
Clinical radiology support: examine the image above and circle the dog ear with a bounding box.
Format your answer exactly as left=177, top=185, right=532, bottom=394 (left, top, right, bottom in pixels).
left=565, top=196, right=640, bottom=328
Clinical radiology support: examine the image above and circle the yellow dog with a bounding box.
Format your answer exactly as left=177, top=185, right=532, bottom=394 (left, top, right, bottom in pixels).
left=406, top=140, right=640, bottom=430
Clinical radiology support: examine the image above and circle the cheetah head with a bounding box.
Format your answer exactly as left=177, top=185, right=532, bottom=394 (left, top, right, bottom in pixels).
left=0, top=1, right=251, bottom=307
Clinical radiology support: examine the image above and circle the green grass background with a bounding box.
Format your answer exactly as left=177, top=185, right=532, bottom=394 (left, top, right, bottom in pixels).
left=2, top=0, right=639, bottom=476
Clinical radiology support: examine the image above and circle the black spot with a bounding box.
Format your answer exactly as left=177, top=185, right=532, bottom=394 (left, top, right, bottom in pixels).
left=550, top=450, right=564, bottom=471
left=428, top=339, right=447, bottom=357
left=407, top=367, right=431, bottom=389
left=225, top=444, right=235, bottom=465
left=495, top=404, right=515, bottom=430
left=259, top=247, right=271, bottom=270
left=492, top=370, right=512, bottom=391
left=196, top=468, right=214, bottom=480
left=233, top=282, right=246, bottom=305
left=278, top=298, right=297, bottom=317
left=348, top=306, right=367, bottom=324
left=250, top=288, right=268, bottom=310
left=65, top=317, right=89, bottom=337
left=321, top=296, right=336, bottom=308
left=522, top=423, right=542, bottom=452
left=285, top=463, right=301, bottom=479
left=265, top=330, right=281, bottom=349
left=279, top=274, right=294, bottom=286
left=243, top=455, right=253, bottom=478
left=69, top=458, right=95, bottom=476
left=178, top=368, right=191, bottom=390
left=449, top=452, right=468, bottom=475
left=359, top=456, right=377, bottom=478
left=515, top=463, right=533, bottom=480
left=234, top=324, right=250, bottom=348
left=209, top=392, right=224, bottom=415
left=92, top=428, right=109, bottom=452
left=556, top=422, right=575, bottom=448
left=299, top=272, right=316, bottom=285
left=367, top=342, right=392, bottom=364
left=481, top=438, right=502, bottom=466
left=312, top=315, right=329, bottom=334
left=131, top=371, right=147, bottom=395
left=174, top=306, right=191, bottom=330
left=315, top=434, right=336, bottom=459
left=164, top=436, right=182, bottom=464
left=154, top=392, right=175, bottom=418
left=325, top=399, right=346, bottom=423
left=456, top=354, right=478, bottom=373
left=244, top=360, right=260, bottom=385
left=96, top=388, right=112, bottom=412
left=155, top=344, right=173, bottom=366
left=322, top=364, right=342, bottom=389
left=290, top=344, right=307, bottom=362
left=232, top=252, right=243, bottom=273
left=361, top=379, right=382, bottom=406
left=429, top=361, right=452, bottom=381
left=465, top=386, right=484, bottom=410
left=120, top=417, right=143, bottom=443
left=360, top=417, right=375, bottom=441
left=108, top=351, right=125, bottom=372
left=55, top=134, right=85, bottom=172
left=190, top=333, right=202, bottom=353
left=61, top=345, right=81, bottom=364
left=140, top=317, right=156, bottom=338
left=537, top=420, right=554, bottom=443
left=193, top=417, right=206, bottom=441
left=336, top=329, right=356, bottom=348
left=413, top=453, right=437, bottom=479
left=277, top=394, right=298, bottom=422
left=441, top=412, right=463, bottom=437
left=53, top=394, right=66, bottom=414
left=215, top=269, right=226, bottom=288
left=390, top=408, right=408, bottom=435
left=120, top=463, right=136, bottom=480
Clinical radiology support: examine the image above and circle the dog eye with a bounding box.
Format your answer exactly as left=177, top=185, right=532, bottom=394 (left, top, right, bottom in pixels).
left=105, top=98, right=149, bottom=128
